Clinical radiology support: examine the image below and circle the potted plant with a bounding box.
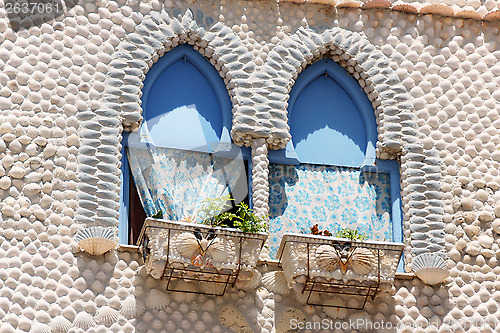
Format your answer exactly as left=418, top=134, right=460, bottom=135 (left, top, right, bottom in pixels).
left=137, top=195, right=268, bottom=295
left=276, top=225, right=404, bottom=309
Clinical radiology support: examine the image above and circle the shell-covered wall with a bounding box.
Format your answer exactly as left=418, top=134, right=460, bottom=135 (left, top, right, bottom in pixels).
left=0, top=0, right=499, bottom=332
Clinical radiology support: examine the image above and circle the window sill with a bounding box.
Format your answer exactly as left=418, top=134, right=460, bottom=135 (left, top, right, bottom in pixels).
left=119, top=245, right=416, bottom=280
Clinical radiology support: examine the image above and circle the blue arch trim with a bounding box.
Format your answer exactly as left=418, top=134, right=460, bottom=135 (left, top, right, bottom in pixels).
left=269, top=58, right=377, bottom=167
left=140, top=44, right=233, bottom=147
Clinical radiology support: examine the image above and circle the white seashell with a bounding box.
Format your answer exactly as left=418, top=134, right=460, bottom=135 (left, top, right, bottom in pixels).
left=73, top=312, right=95, bottom=329
left=296, top=290, right=321, bottom=304
left=74, top=227, right=116, bottom=256
left=235, top=269, right=261, bottom=290
left=145, top=289, right=169, bottom=310
left=412, top=253, right=449, bottom=285
left=261, top=307, right=274, bottom=319
left=349, top=248, right=376, bottom=275
left=31, top=323, right=50, bottom=333
left=94, top=306, right=119, bottom=326
left=175, top=232, right=200, bottom=258
left=316, top=245, right=339, bottom=271
left=276, top=307, right=306, bottom=333
left=50, top=315, right=72, bottom=333
left=412, top=253, right=447, bottom=271
left=120, top=296, right=139, bottom=319
left=323, top=298, right=348, bottom=319
left=262, top=271, right=289, bottom=294
left=205, top=238, right=230, bottom=262
left=172, top=280, right=198, bottom=302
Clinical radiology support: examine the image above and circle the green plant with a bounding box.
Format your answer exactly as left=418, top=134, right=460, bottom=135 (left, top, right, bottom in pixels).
left=309, top=225, right=368, bottom=241
left=198, top=194, right=233, bottom=227
left=232, top=203, right=267, bottom=233
left=152, top=210, right=163, bottom=219
left=198, top=195, right=267, bottom=233
left=334, top=228, right=368, bottom=241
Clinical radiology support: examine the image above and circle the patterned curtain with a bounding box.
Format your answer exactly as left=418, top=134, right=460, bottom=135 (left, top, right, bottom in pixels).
left=268, top=163, right=392, bottom=258
left=127, top=146, right=245, bottom=221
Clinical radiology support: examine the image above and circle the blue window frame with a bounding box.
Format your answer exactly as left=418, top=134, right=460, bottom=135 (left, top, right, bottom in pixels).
left=267, top=59, right=403, bottom=269
left=119, top=44, right=250, bottom=245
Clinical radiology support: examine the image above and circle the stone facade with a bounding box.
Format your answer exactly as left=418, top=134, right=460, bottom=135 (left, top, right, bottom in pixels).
left=0, top=0, right=499, bottom=332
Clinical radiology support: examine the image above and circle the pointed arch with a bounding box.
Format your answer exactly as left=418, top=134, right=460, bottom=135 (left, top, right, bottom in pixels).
left=140, top=44, right=233, bottom=149
left=287, top=58, right=377, bottom=167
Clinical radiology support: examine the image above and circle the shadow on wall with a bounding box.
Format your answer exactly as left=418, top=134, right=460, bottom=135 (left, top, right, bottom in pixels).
left=5, top=0, right=77, bottom=31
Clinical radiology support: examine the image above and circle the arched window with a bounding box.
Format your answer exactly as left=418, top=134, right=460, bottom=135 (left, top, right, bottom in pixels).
left=268, top=59, right=402, bottom=258
left=119, top=45, right=249, bottom=245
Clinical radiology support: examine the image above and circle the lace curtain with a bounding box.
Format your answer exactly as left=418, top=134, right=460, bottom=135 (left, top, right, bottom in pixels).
left=267, top=163, right=393, bottom=258
left=127, top=145, right=245, bottom=221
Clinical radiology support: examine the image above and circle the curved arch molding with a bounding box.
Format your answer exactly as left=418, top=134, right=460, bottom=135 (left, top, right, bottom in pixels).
left=77, top=9, right=445, bottom=260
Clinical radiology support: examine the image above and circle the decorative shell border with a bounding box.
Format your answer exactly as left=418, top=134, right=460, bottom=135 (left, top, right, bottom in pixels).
left=278, top=0, right=500, bottom=23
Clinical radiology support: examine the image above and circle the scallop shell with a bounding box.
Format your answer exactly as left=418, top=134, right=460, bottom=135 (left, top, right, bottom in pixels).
left=412, top=253, right=447, bottom=270
left=262, top=271, right=289, bottom=294
left=94, top=306, right=119, bottom=326
left=415, top=268, right=450, bottom=285
left=391, top=4, right=418, bottom=14
left=73, top=312, right=95, bottom=329
left=412, top=253, right=449, bottom=285
left=50, top=316, right=72, bottom=333
left=175, top=233, right=200, bottom=258
left=362, top=0, right=391, bottom=9
left=74, top=226, right=116, bottom=256
left=204, top=238, right=230, bottom=262
left=419, top=4, right=454, bottom=17
left=349, top=248, right=375, bottom=275
left=454, top=9, right=482, bottom=20
left=315, top=245, right=339, bottom=272
left=235, top=269, right=261, bottom=290
left=172, top=280, right=198, bottom=303
left=31, top=323, right=50, bottom=333
left=336, top=1, right=361, bottom=8
left=484, top=10, right=500, bottom=21
left=296, top=290, right=322, bottom=304
left=323, top=298, right=348, bottom=319
left=120, top=296, right=140, bottom=319
left=145, top=289, right=170, bottom=310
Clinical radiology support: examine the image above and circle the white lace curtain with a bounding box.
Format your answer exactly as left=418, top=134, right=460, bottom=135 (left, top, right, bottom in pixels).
left=127, top=145, right=245, bottom=221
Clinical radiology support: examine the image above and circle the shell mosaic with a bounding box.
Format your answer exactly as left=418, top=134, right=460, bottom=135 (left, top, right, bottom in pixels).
left=0, top=0, right=498, bottom=332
